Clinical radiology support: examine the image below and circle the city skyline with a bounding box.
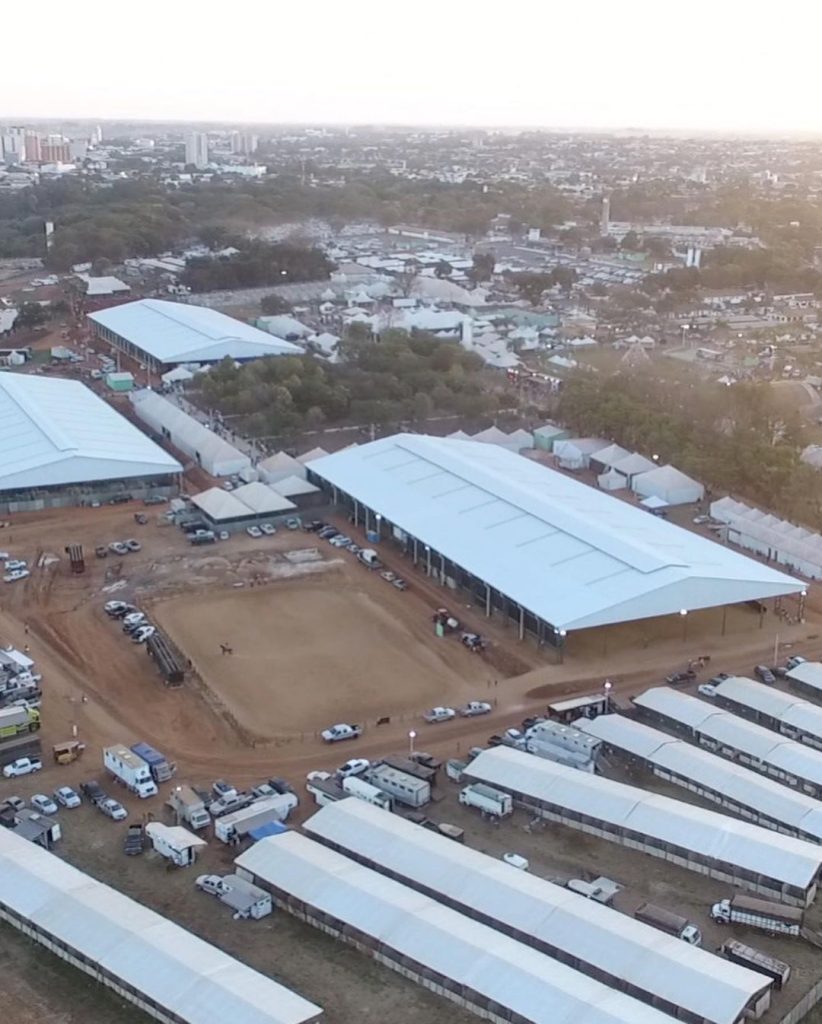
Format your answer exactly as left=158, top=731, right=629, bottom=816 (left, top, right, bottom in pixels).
left=4, top=0, right=821, bottom=134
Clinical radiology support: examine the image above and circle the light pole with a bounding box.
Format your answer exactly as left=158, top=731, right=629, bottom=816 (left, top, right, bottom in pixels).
left=375, top=512, right=382, bottom=542
left=425, top=544, right=431, bottom=576
left=603, top=679, right=612, bottom=710
left=680, top=608, right=688, bottom=642
left=408, top=730, right=416, bottom=755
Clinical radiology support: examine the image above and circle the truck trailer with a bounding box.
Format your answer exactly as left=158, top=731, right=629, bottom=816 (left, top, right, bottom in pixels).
left=458, top=783, right=513, bottom=818
left=214, top=794, right=297, bottom=844
left=0, top=705, right=40, bottom=739
left=168, top=784, right=210, bottom=830
left=306, top=776, right=347, bottom=806
left=342, top=775, right=392, bottom=809
left=103, top=744, right=158, bottom=799
left=380, top=754, right=437, bottom=783
left=711, top=895, right=803, bottom=936
left=721, top=940, right=791, bottom=990
left=130, top=741, right=176, bottom=783
left=0, top=735, right=42, bottom=767
left=366, top=763, right=430, bottom=808
left=634, top=902, right=702, bottom=945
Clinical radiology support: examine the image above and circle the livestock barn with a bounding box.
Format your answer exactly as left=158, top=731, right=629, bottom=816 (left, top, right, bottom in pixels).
left=308, top=435, right=803, bottom=654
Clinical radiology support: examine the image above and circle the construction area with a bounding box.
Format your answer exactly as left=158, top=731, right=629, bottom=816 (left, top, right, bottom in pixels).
left=3, top=474, right=822, bottom=1024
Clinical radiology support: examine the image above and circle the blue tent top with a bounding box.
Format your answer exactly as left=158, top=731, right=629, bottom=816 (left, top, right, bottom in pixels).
left=249, top=820, right=288, bottom=841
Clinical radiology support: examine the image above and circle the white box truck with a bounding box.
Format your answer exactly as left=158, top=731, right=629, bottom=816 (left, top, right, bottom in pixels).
left=711, top=895, right=803, bottom=936
left=214, top=794, right=297, bottom=844
left=634, top=902, right=702, bottom=945
left=458, top=783, right=513, bottom=818
left=103, top=744, right=158, bottom=799
left=169, top=785, right=210, bottom=830
left=342, top=775, right=392, bottom=809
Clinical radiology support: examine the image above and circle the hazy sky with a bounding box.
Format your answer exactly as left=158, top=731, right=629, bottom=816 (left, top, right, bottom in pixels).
left=3, top=1, right=820, bottom=133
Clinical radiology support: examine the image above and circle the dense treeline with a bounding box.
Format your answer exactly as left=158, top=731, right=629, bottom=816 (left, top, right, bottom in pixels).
left=195, top=330, right=507, bottom=438
left=180, top=242, right=333, bottom=292
left=557, top=369, right=822, bottom=526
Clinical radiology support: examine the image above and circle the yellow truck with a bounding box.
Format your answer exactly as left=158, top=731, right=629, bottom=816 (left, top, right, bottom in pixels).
left=0, top=705, right=40, bottom=740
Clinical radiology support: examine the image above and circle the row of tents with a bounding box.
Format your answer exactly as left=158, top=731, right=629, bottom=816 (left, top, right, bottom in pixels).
left=711, top=496, right=822, bottom=580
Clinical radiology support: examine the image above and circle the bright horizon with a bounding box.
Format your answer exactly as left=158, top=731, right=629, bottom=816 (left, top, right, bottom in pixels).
left=4, top=0, right=822, bottom=134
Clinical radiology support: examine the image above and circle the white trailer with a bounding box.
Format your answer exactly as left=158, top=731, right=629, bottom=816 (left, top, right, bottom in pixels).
left=342, top=775, right=392, bottom=810
left=366, top=763, right=430, bottom=808
left=103, top=744, right=158, bottom=799
left=458, top=782, right=513, bottom=818
left=306, top=777, right=346, bottom=806
left=711, top=895, right=803, bottom=936
left=214, top=794, right=297, bottom=844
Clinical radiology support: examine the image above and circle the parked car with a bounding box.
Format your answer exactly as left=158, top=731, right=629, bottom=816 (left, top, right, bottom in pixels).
left=143, top=495, right=167, bottom=505
left=3, top=757, right=42, bottom=778
left=458, top=701, right=492, bottom=717
left=666, top=670, right=696, bottom=685
left=222, top=480, right=234, bottom=491
left=306, top=770, right=332, bottom=783
left=347, top=544, right=362, bottom=556
left=697, top=684, right=717, bottom=698
left=54, top=786, right=81, bottom=809
left=125, top=539, right=141, bottom=552
left=787, top=655, right=807, bottom=671
left=755, top=664, right=776, bottom=685
left=123, top=823, right=145, bottom=855
left=303, top=520, right=326, bottom=532
left=502, top=853, right=529, bottom=871
left=30, top=793, right=58, bottom=815
left=260, top=523, right=276, bottom=536
left=285, top=517, right=301, bottom=530
left=4, top=570, right=30, bottom=583
left=196, top=874, right=231, bottom=896
left=337, top=758, right=370, bottom=778
left=246, top=525, right=263, bottom=538
left=104, top=600, right=130, bottom=616
left=692, top=515, right=711, bottom=525
left=5, top=559, right=27, bottom=571
left=321, top=723, right=362, bottom=743
left=108, top=541, right=129, bottom=555
left=109, top=494, right=132, bottom=505
left=330, top=535, right=352, bottom=547
left=393, top=578, right=408, bottom=590
left=80, top=779, right=106, bottom=805
left=133, top=513, right=148, bottom=525
left=423, top=706, right=456, bottom=723
left=131, top=625, right=156, bottom=643
left=99, top=797, right=128, bottom=821
left=318, top=527, right=339, bottom=539
left=3, top=796, right=25, bottom=812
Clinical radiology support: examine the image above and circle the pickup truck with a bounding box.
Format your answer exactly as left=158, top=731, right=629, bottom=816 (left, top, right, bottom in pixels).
left=123, top=824, right=145, bottom=856
left=80, top=779, right=106, bottom=805
left=458, top=701, right=492, bottom=717
left=321, top=723, right=363, bottom=743
left=2, top=756, right=42, bottom=778
left=423, top=706, right=456, bottom=723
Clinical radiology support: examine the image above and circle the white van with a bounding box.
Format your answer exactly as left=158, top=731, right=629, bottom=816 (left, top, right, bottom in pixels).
left=358, top=548, right=382, bottom=569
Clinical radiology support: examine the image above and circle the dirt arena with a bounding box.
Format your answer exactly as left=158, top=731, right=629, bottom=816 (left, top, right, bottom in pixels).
left=155, top=574, right=486, bottom=736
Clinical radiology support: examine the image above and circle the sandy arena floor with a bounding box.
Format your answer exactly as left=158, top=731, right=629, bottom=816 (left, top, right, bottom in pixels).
left=155, top=575, right=485, bottom=736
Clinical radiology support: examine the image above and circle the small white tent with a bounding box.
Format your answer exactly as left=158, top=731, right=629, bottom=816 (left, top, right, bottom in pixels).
left=632, top=464, right=704, bottom=506
left=553, top=438, right=608, bottom=470
left=597, top=468, right=628, bottom=491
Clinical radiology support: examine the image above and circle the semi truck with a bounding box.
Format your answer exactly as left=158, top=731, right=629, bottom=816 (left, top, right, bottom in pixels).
left=0, top=705, right=40, bottom=739
left=342, top=775, right=392, bottom=810
left=168, top=784, right=210, bottom=830
left=711, top=895, right=803, bottom=936
left=366, top=763, right=430, bottom=808
left=634, top=902, right=702, bottom=945
left=103, top=744, right=158, bottom=799
left=721, top=940, right=791, bottom=990
left=214, top=794, right=298, bottom=844
left=130, top=742, right=176, bottom=783
left=458, top=783, right=513, bottom=819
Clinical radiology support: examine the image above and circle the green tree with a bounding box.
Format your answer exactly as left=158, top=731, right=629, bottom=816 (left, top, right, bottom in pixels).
left=260, top=293, right=292, bottom=316
left=15, top=302, right=49, bottom=328
left=434, top=260, right=453, bottom=279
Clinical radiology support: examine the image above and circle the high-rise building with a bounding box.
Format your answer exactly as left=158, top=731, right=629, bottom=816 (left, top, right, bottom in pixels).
left=230, top=131, right=259, bottom=156
left=40, top=135, right=71, bottom=163
left=185, top=132, right=209, bottom=169
left=24, top=131, right=42, bottom=162
left=2, top=127, right=27, bottom=163
left=600, top=195, right=610, bottom=237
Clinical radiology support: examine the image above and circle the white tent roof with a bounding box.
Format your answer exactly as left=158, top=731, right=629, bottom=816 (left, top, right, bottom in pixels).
left=257, top=315, right=311, bottom=338
left=310, top=434, right=802, bottom=631
left=77, top=274, right=130, bottom=295
left=161, top=365, right=194, bottom=384
left=191, top=487, right=251, bottom=521
left=712, top=677, right=822, bottom=742
left=589, top=443, right=630, bottom=468
left=711, top=496, right=822, bottom=571
left=302, top=800, right=767, bottom=1024
left=553, top=437, right=609, bottom=458
left=0, top=373, right=181, bottom=491
left=576, top=714, right=822, bottom=840
left=130, top=390, right=249, bottom=474
left=0, top=827, right=320, bottom=1024
left=89, top=300, right=303, bottom=364
left=632, top=464, right=704, bottom=503
left=237, top=832, right=681, bottom=1024
left=296, top=447, right=329, bottom=465
left=231, top=482, right=296, bottom=514
left=464, top=747, right=822, bottom=891
left=270, top=475, right=320, bottom=498
left=258, top=451, right=304, bottom=476
left=611, top=452, right=656, bottom=477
